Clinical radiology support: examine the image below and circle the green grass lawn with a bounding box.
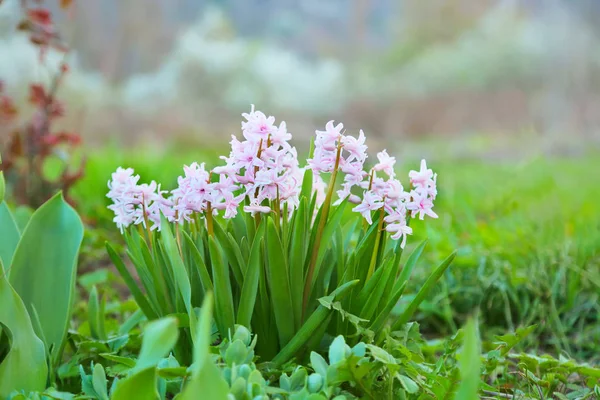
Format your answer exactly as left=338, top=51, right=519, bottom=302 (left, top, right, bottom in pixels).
left=71, top=146, right=600, bottom=362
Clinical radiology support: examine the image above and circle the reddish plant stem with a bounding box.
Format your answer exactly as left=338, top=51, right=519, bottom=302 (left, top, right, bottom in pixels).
left=301, top=142, right=343, bottom=321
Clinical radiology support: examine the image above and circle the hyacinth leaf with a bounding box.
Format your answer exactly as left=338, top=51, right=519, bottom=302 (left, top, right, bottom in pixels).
left=395, top=239, right=428, bottom=292
left=0, top=270, right=48, bottom=398
left=106, top=242, right=158, bottom=320
left=177, top=294, right=229, bottom=400
left=265, top=217, right=296, bottom=346
left=212, top=220, right=243, bottom=287
left=237, top=235, right=263, bottom=328
left=8, top=192, right=83, bottom=369
left=359, top=256, right=396, bottom=322
left=289, top=196, right=309, bottom=329
left=182, top=231, right=213, bottom=296
left=112, top=317, right=179, bottom=400
left=0, top=202, right=20, bottom=272
left=88, top=286, right=107, bottom=341
left=300, top=168, right=313, bottom=200
left=160, top=215, right=197, bottom=342
left=370, top=281, right=407, bottom=336
left=392, top=250, right=457, bottom=330
left=312, top=201, right=347, bottom=285
left=272, top=280, right=359, bottom=366
left=455, top=318, right=481, bottom=400
left=208, top=236, right=235, bottom=339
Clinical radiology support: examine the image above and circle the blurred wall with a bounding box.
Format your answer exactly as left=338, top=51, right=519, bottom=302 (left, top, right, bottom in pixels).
left=1, top=0, right=600, bottom=151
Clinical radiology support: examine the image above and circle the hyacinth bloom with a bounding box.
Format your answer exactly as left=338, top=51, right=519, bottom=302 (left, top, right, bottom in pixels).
left=106, top=106, right=439, bottom=248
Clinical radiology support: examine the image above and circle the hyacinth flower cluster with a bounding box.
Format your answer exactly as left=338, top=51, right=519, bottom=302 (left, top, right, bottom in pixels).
left=107, top=106, right=437, bottom=245
left=106, top=106, right=452, bottom=366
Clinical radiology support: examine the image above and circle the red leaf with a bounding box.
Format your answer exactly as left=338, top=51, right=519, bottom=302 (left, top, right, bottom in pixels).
left=27, top=8, right=52, bottom=27
left=29, top=84, right=47, bottom=106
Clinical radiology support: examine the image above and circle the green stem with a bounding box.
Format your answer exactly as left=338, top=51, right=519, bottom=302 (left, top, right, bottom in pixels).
left=366, top=206, right=386, bottom=281
left=301, top=143, right=343, bottom=321
left=206, top=202, right=214, bottom=236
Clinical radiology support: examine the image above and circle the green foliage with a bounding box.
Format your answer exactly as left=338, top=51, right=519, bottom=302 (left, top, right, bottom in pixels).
left=0, top=193, right=83, bottom=393
left=0, top=272, right=48, bottom=398
left=455, top=319, right=481, bottom=400
left=9, top=193, right=84, bottom=370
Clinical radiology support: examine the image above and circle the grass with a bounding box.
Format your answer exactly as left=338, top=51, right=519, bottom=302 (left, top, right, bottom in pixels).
left=70, top=145, right=600, bottom=364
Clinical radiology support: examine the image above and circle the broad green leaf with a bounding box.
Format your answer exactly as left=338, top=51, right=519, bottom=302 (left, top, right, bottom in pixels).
left=265, top=217, right=295, bottom=347
left=0, top=272, right=47, bottom=397
left=208, top=236, right=235, bottom=339
left=12, top=206, right=33, bottom=232
left=392, top=250, right=457, bottom=329
left=178, top=294, right=229, bottom=400
left=9, top=192, right=83, bottom=368
left=111, top=317, right=179, bottom=400
left=0, top=202, right=20, bottom=271
left=134, top=317, right=179, bottom=373
left=455, top=318, right=481, bottom=400
left=111, top=368, right=159, bottom=400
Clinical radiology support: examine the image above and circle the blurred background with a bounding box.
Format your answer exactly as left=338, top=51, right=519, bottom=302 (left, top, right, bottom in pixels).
left=2, top=0, right=600, bottom=157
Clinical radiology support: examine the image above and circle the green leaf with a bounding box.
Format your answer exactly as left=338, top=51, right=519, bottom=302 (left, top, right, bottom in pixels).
left=111, top=368, right=159, bottom=400
left=212, top=220, right=243, bottom=287
left=392, top=250, right=456, bottom=329
left=455, top=318, right=481, bottom=400
left=106, top=243, right=158, bottom=320
left=178, top=293, right=229, bottom=400
left=289, top=197, right=309, bottom=330
left=88, top=286, right=107, bottom=340
left=0, top=202, right=20, bottom=272
left=0, top=272, right=47, bottom=397
left=265, top=217, right=295, bottom=347
left=92, top=363, right=109, bottom=400
left=237, top=234, right=263, bottom=328
left=397, top=374, right=419, bottom=394
left=182, top=231, right=213, bottom=296
left=208, top=236, right=235, bottom=339
left=134, top=317, right=179, bottom=372
left=159, top=216, right=196, bottom=342
left=300, top=168, right=313, bottom=200
left=272, top=280, right=359, bottom=366
left=111, top=317, right=179, bottom=400
left=8, top=192, right=83, bottom=368
left=395, top=239, right=428, bottom=291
